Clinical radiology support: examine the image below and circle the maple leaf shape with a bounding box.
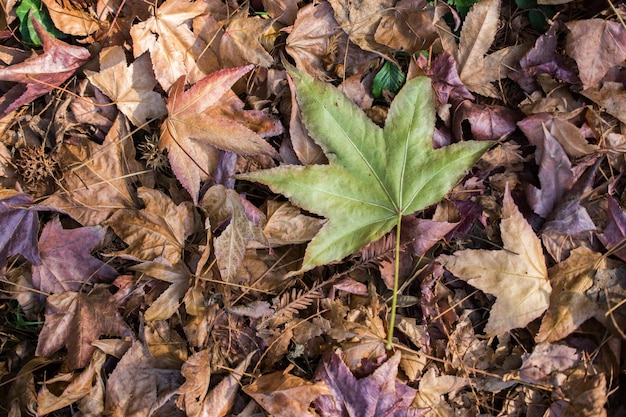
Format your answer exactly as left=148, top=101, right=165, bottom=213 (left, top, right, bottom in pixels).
left=238, top=67, right=490, bottom=274
left=106, top=187, right=197, bottom=264
left=160, top=65, right=280, bottom=204
left=442, top=186, right=552, bottom=336
left=130, top=0, right=218, bottom=91
left=0, top=190, right=41, bottom=267
left=42, top=115, right=143, bottom=226
left=85, top=46, right=167, bottom=127
left=0, top=16, right=90, bottom=118
left=438, top=0, right=525, bottom=98
left=32, top=217, right=118, bottom=295
left=314, top=349, right=425, bottom=417
left=35, top=287, right=132, bottom=370
left=219, top=10, right=275, bottom=68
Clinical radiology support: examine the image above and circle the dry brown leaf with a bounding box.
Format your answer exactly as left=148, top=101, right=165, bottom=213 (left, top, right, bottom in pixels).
left=201, top=351, right=255, bottom=417
left=414, top=367, right=468, bottom=417
left=219, top=11, right=275, bottom=68
left=255, top=200, right=324, bottom=247
left=35, top=287, right=132, bottom=370
left=43, top=115, right=143, bottom=226
left=442, top=185, right=551, bottom=336
left=41, top=0, right=101, bottom=36
left=244, top=368, right=330, bottom=417
left=566, top=19, right=626, bottom=89
left=144, top=320, right=188, bottom=368
left=36, top=350, right=106, bottom=416
left=106, top=187, right=198, bottom=264
left=176, top=349, right=212, bottom=417
left=581, top=82, right=626, bottom=125
left=537, top=247, right=603, bottom=343
left=132, top=260, right=192, bottom=322
left=130, top=0, right=218, bottom=90
left=86, top=46, right=167, bottom=127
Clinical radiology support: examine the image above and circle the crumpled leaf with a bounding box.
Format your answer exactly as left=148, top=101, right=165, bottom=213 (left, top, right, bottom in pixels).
left=0, top=190, right=41, bottom=266
left=36, top=350, right=106, bottom=415
left=159, top=65, right=281, bottom=204
left=42, top=115, right=144, bottom=226
left=0, top=16, right=90, bottom=118
left=130, top=0, right=218, bottom=91
left=536, top=247, right=602, bottom=343
left=32, top=217, right=117, bottom=295
left=452, top=100, right=520, bottom=141
left=581, top=82, right=626, bottom=125
left=314, top=349, right=426, bottom=417
left=106, top=187, right=197, bottom=264
left=40, top=0, right=101, bottom=36
left=35, top=287, right=132, bottom=370
left=442, top=186, right=551, bottom=336
left=176, top=349, right=212, bottom=417
left=517, top=343, right=581, bottom=385
left=239, top=66, right=490, bottom=274
left=244, top=368, right=330, bottom=417
left=253, top=200, right=324, bottom=248
left=105, top=341, right=183, bottom=417
left=439, top=0, right=525, bottom=98
left=599, top=197, right=626, bottom=263
left=413, top=367, right=468, bottom=417
left=86, top=46, right=167, bottom=127
left=132, top=260, right=192, bottom=322
left=518, top=114, right=575, bottom=218
left=566, top=19, right=626, bottom=88
left=201, top=351, right=255, bottom=417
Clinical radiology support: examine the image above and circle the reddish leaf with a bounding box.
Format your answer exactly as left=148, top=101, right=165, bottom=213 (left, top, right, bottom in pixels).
left=159, top=65, right=281, bottom=203
left=0, top=190, right=40, bottom=266
left=35, top=287, right=132, bottom=370
left=599, top=197, right=626, bottom=262
left=32, top=217, right=117, bottom=295
left=0, top=17, right=90, bottom=118
left=314, top=349, right=427, bottom=417
left=453, top=100, right=520, bottom=141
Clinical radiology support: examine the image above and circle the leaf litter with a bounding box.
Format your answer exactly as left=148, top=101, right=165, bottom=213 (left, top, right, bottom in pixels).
left=0, top=0, right=626, bottom=416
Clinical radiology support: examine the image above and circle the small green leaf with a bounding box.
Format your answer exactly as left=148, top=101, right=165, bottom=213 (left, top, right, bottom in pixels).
left=372, top=61, right=406, bottom=99
left=238, top=66, right=492, bottom=275
left=16, top=0, right=64, bottom=46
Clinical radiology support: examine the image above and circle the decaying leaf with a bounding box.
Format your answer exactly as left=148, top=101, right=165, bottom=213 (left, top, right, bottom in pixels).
left=239, top=66, right=490, bottom=274
left=36, top=286, right=132, bottom=370
left=442, top=186, right=551, bottom=336
left=0, top=190, right=41, bottom=266
left=0, top=16, right=90, bottom=118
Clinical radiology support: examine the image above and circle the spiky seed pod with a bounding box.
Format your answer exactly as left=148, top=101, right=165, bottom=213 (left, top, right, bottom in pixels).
left=138, top=133, right=169, bottom=172
left=14, top=146, right=59, bottom=187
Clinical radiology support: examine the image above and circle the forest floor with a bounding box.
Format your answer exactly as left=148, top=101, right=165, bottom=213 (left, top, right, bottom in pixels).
left=0, top=0, right=625, bottom=416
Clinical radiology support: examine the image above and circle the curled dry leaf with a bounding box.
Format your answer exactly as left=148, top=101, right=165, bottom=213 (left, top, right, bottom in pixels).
left=442, top=185, right=551, bottom=336
left=41, top=0, right=100, bottom=36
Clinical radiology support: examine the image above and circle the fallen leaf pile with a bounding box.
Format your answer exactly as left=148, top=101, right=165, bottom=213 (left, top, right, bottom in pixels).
left=0, top=0, right=625, bottom=416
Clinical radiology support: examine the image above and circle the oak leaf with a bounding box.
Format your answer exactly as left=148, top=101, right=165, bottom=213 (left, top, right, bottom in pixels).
left=0, top=16, right=90, bottom=118
left=35, top=287, right=132, bottom=370
left=32, top=217, right=118, bottom=295
left=239, top=67, right=490, bottom=274
left=85, top=46, right=167, bottom=127
left=442, top=186, right=552, bottom=336
left=159, top=65, right=281, bottom=204
left=106, top=187, right=198, bottom=264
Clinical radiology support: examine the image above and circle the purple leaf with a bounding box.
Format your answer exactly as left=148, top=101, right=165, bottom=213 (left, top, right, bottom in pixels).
left=599, top=197, right=626, bottom=262
left=32, top=217, right=118, bottom=294
left=314, top=349, right=427, bottom=417
left=0, top=191, right=41, bottom=266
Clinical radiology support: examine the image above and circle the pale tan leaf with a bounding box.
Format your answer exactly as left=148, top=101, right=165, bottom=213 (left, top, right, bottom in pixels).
left=243, top=369, right=330, bottom=417
left=255, top=200, right=324, bottom=247
left=457, top=0, right=500, bottom=75
left=219, top=11, right=275, bottom=68
left=177, top=349, right=212, bottom=417
left=86, top=46, right=166, bottom=127
left=442, top=186, right=551, bottom=336
left=144, top=320, right=188, bottom=368
left=41, top=0, right=101, bottom=36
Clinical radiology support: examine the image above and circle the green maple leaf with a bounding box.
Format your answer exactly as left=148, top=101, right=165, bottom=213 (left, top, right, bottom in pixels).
left=239, top=67, right=491, bottom=275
